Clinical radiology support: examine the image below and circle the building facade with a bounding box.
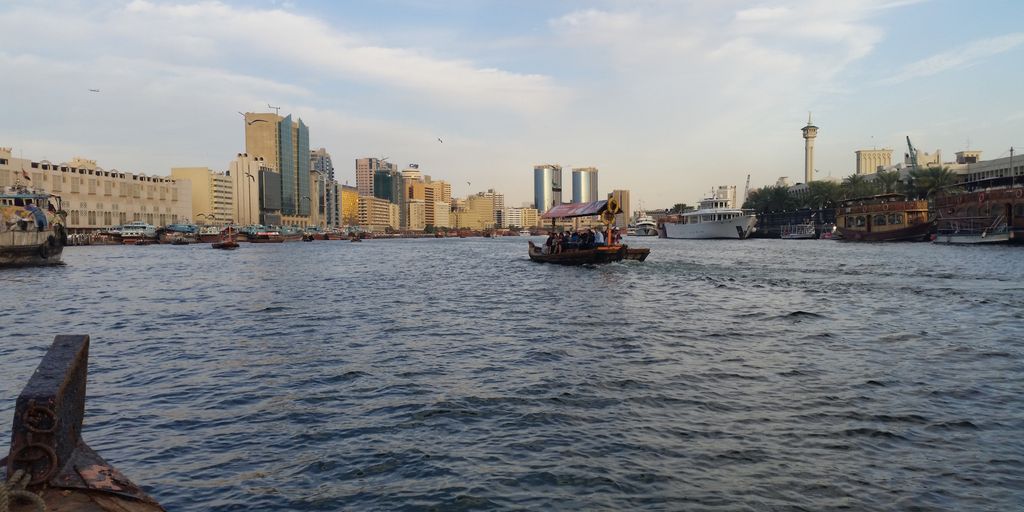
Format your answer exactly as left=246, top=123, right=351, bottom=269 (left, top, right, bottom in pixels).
left=453, top=193, right=496, bottom=230
left=571, top=167, right=599, bottom=203
left=227, top=153, right=272, bottom=226
left=356, top=157, right=388, bottom=198
left=533, top=164, right=562, bottom=214
left=170, top=167, right=235, bottom=224
left=0, top=149, right=191, bottom=231
left=340, top=185, right=359, bottom=226
left=501, top=207, right=539, bottom=228
left=244, top=111, right=310, bottom=220
left=358, top=195, right=398, bottom=231
left=855, top=149, right=893, bottom=175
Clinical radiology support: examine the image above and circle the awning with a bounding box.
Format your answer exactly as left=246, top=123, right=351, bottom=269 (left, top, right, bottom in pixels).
left=541, top=200, right=608, bottom=219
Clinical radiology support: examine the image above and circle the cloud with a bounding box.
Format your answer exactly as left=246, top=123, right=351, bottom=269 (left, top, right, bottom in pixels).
left=879, top=33, right=1024, bottom=85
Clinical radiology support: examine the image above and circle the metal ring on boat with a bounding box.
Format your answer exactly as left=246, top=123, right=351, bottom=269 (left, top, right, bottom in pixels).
left=882, top=204, right=889, bottom=211
left=601, top=210, right=616, bottom=224
left=978, top=192, right=985, bottom=202
left=607, top=197, right=620, bottom=214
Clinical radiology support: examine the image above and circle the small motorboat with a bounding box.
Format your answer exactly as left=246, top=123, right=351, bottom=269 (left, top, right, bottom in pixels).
left=212, top=240, right=239, bottom=250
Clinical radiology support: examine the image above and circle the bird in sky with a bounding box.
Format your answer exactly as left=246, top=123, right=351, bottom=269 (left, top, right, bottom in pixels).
left=88, top=89, right=100, bottom=93
left=437, top=137, right=443, bottom=143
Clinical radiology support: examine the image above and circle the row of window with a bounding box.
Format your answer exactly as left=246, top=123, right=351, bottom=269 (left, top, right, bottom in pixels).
left=26, top=162, right=176, bottom=183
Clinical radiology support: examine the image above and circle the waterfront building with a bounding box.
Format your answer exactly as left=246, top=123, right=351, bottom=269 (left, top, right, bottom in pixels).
left=534, top=164, right=563, bottom=213
left=244, top=112, right=310, bottom=219
left=340, top=185, right=359, bottom=226
left=482, top=189, right=505, bottom=227
left=311, top=148, right=334, bottom=182
left=957, top=152, right=1024, bottom=183
left=227, top=153, right=273, bottom=226
left=501, top=207, right=539, bottom=229
left=325, top=180, right=340, bottom=228
left=855, top=149, right=893, bottom=175
left=170, top=167, right=235, bottom=224
left=358, top=195, right=398, bottom=231
left=609, top=189, right=631, bottom=229
left=453, top=193, right=496, bottom=230
left=0, top=149, right=191, bottom=232
left=572, top=167, right=599, bottom=203
left=356, top=157, right=387, bottom=197
left=801, top=113, right=818, bottom=184
left=433, top=201, right=451, bottom=229
left=407, top=199, right=427, bottom=231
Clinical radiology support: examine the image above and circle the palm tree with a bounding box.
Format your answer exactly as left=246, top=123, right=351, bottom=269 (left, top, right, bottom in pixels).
left=873, top=170, right=901, bottom=194
left=841, top=174, right=874, bottom=199
left=909, top=166, right=959, bottom=199
left=803, top=181, right=842, bottom=209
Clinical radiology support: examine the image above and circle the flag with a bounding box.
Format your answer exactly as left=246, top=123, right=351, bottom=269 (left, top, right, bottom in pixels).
left=21, top=168, right=31, bottom=181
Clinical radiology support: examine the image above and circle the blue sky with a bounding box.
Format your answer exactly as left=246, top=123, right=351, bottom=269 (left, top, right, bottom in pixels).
left=2, top=0, right=1023, bottom=208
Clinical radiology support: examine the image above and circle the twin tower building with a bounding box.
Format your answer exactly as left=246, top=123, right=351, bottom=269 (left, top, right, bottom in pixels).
left=533, top=165, right=598, bottom=213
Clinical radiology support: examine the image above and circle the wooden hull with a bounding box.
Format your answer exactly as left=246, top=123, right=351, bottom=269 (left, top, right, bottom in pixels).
left=624, top=248, right=650, bottom=261
left=528, top=242, right=628, bottom=265
left=212, top=241, right=239, bottom=250
left=836, top=221, right=933, bottom=242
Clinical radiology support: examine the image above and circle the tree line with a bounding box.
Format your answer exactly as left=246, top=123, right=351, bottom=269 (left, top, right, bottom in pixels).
left=742, top=166, right=959, bottom=213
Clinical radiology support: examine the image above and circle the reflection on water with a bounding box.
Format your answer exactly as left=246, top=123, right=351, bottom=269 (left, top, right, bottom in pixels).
left=2, top=238, right=1023, bottom=510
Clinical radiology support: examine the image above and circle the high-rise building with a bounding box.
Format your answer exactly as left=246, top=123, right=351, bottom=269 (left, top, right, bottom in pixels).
left=227, top=153, right=271, bottom=226
left=801, top=113, right=818, bottom=184
left=170, top=167, right=235, bottom=225
left=483, top=189, right=504, bottom=227
left=356, top=157, right=386, bottom=197
left=855, top=149, right=893, bottom=175
left=358, top=195, right=398, bottom=231
left=609, top=189, right=631, bottom=229
left=311, top=148, right=334, bottom=182
left=453, top=193, right=496, bottom=230
left=533, top=164, right=562, bottom=213
left=243, top=112, right=310, bottom=218
left=501, top=207, right=539, bottom=229
left=572, top=167, right=599, bottom=203
left=340, top=185, right=359, bottom=226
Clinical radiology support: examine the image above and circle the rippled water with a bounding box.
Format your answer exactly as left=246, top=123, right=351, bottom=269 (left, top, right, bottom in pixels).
left=2, top=238, right=1023, bottom=510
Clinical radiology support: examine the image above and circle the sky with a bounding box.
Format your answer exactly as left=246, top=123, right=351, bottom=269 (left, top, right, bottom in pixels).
left=2, top=0, right=1023, bottom=209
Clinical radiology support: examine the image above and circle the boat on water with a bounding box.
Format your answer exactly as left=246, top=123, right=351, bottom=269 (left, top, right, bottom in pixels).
left=933, top=186, right=1024, bottom=244
left=4, top=335, right=165, bottom=511
left=248, top=229, right=284, bottom=243
left=212, top=227, right=239, bottom=250
left=196, top=225, right=223, bottom=242
left=0, top=184, right=67, bottom=267
left=835, top=193, right=932, bottom=242
left=661, top=186, right=756, bottom=239
left=633, top=213, right=659, bottom=236
left=529, top=198, right=649, bottom=265
left=158, top=223, right=198, bottom=243
left=119, top=221, right=158, bottom=244
left=519, top=230, right=532, bottom=236
left=780, top=220, right=817, bottom=239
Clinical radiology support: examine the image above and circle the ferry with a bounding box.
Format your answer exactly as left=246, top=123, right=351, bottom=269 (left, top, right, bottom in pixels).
left=119, top=221, right=158, bottom=244
left=835, top=194, right=932, bottom=242
left=933, top=186, right=1024, bottom=244
left=780, top=220, right=817, bottom=239
left=0, top=184, right=67, bottom=267
left=661, top=187, right=757, bottom=239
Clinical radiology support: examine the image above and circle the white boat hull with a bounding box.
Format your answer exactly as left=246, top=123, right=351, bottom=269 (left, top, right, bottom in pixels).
left=662, top=215, right=757, bottom=239
left=934, top=232, right=1011, bottom=244
left=634, top=226, right=659, bottom=236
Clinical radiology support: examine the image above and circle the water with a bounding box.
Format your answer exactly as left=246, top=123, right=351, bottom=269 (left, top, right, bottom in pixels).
left=2, top=238, right=1023, bottom=510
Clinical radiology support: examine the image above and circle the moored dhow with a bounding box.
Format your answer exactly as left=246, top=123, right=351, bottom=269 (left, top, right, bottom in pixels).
left=1, top=183, right=67, bottom=267
left=835, top=194, right=932, bottom=242
left=933, top=186, right=1024, bottom=244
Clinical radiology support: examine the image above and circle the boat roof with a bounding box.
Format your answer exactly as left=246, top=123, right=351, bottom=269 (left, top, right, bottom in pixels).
left=541, top=200, right=608, bottom=219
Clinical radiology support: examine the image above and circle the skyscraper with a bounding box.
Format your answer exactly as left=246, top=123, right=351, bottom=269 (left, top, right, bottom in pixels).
left=243, top=112, right=309, bottom=217
left=356, top=157, right=386, bottom=197
left=610, top=189, right=631, bottom=229
left=572, top=167, right=599, bottom=203
left=311, top=148, right=334, bottom=182
left=533, top=164, right=562, bottom=214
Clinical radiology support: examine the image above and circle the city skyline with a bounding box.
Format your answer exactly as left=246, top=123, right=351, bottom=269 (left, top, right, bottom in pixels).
left=2, top=1, right=1023, bottom=208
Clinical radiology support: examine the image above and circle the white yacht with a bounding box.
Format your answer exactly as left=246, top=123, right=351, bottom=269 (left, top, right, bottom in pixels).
left=119, top=221, right=157, bottom=242
left=633, top=213, right=659, bottom=236
left=661, top=186, right=757, bottom=239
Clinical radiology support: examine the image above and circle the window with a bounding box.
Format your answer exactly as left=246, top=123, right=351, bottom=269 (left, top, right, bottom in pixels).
left=873, top=214, right=887, bottom=226
left=888, top=214, right=900, bottom=225
left=855, top=216, right=866, bottom=227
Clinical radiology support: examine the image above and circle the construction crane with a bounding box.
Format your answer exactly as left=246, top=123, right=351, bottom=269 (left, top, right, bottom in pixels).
left=906, top=136, right=919, bottom=168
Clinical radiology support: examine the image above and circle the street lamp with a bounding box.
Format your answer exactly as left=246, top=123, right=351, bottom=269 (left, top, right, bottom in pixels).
left=244, top=172, right=256, bottom=226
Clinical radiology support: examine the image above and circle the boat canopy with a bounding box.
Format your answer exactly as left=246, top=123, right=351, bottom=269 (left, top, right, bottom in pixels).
left=541, top=200, right=608, bottom=219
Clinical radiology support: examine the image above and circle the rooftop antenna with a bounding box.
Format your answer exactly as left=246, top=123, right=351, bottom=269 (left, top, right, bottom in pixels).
left=267, top=104, right=280, bottom=115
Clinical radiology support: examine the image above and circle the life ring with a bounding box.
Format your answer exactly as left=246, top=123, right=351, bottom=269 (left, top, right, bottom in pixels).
left=978, top=192, right=985, bottom=203
left=1016, top=189, right=1023, bottom=199
left=882, top=204, right=889, bottom=211
left=38, top=243, right=50, bottom=259
left=607, top=197, right=620, bottom=214
left=601, top=210, right=616, bottom=224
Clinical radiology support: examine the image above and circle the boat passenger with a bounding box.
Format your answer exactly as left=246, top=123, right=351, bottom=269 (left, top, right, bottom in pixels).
left=568, top=231, right=580, bottom=250
left=25, top=203, right=47, bottom=231
left=544, top=233, right=555, bottom=254
left=594, top=228, right=605, bottom=246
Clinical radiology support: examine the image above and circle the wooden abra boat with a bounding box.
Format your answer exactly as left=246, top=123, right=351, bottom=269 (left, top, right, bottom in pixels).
left=529, top=198, right=649, bottom=265
left=835, top=194, right=932, bottom=242
left=3, top=335, right=165, bottom=511
left=933, top=186, right=1024, bottom=244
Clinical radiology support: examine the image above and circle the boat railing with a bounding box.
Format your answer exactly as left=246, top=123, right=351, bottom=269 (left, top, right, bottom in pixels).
left=936, top=214, right=1008, bottom=236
